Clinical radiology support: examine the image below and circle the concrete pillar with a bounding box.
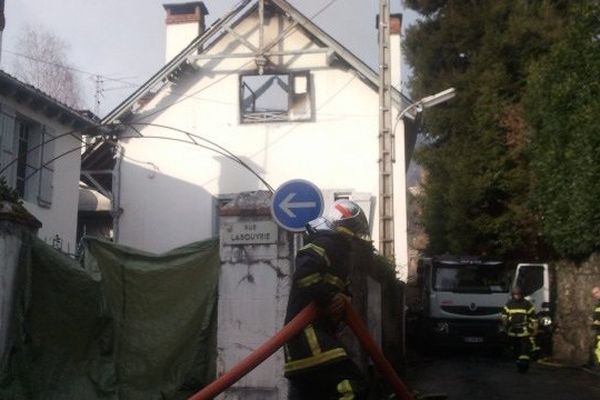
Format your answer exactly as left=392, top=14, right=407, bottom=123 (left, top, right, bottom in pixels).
left=217, top=191, right=292, bottom=400
left=0, top=200, right=40, bottom=369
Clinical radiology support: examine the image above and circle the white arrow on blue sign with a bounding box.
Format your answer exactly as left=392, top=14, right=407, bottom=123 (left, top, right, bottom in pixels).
left=271, top=179, right=324, bottom=232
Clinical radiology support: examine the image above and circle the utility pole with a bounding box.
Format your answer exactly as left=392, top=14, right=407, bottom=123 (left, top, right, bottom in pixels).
left=378, top=0, right=394, bottom=260
left=93, top=74, right=104, bottom=116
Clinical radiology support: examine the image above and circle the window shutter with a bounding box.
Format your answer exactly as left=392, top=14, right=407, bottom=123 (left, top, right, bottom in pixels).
left=0, top=105, right=16, bottom=187
left=38, top=126, right=54, bottom=207
left=26, top=124, right=42, bottom=201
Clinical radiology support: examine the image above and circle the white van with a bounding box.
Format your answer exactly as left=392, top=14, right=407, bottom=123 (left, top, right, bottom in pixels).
left=513, top=263, right=554, bottom=354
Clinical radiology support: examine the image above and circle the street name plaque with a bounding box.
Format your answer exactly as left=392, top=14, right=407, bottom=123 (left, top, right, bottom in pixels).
left=221, top=221, right=278, bottom=245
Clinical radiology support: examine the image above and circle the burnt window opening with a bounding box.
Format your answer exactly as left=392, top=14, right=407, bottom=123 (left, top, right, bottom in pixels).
left=240, top=71, right=312, bottom=123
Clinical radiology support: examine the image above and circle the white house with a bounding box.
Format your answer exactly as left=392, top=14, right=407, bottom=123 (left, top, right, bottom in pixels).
left=0, top=70, right=97, bottom=253
left=85, top=0, right=418, bottom=279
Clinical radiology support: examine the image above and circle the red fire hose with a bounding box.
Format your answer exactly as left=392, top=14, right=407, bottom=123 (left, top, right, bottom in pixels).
left=188, top=300, right=414, bottom=400
left=188, top=302, right=319, bottom=400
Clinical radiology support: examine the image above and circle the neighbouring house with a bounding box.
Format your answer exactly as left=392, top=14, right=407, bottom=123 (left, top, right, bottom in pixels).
left=0, top=70, right=97, bottom=254
left=83, top=0, right=419, bottom=278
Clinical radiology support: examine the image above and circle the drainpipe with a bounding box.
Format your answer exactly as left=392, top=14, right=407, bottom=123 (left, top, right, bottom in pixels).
left=111, top=143, right=124, bottom=242
left=0, top=0, right=5, bottom=65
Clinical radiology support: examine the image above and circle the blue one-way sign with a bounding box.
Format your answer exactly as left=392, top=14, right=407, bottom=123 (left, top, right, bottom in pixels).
left=271, top=179, right=324, bottom=232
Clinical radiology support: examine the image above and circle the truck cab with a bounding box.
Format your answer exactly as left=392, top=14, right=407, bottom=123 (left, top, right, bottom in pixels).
left=417, top=256, right=511, bottom=347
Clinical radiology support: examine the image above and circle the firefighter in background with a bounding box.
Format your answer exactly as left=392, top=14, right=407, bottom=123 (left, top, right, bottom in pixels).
left=592, top=286, right=600, bottom=368
left=284, top=199, right=371, bottom=400
left=502, top=286, right=537, bottom=373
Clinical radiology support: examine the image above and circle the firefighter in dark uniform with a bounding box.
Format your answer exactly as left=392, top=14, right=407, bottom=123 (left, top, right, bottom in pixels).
left=592, top=286, right=600, bottom=367
left=502, top=286, right=537, bottom=372
left=284, top=199, right=370, bottom=400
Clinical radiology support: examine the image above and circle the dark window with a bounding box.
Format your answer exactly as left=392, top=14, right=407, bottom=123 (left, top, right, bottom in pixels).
left=432, top=263, right=510, bottom=293
left=12, top=116, right=53, bottom=206
left=16, top=120, right=30, bottom=197
left=516, top=266, right=544, bottom=296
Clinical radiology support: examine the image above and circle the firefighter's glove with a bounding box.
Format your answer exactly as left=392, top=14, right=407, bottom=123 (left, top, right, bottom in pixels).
left=328, top=293, right=350, bottom=323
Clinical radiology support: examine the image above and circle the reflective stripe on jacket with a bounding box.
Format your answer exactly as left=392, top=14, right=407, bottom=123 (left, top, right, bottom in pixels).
left=593, top=301, right=600, bottom=333
left=502, top=299, right=537, bottom=337
left=284, top=232, right=352, bottom=376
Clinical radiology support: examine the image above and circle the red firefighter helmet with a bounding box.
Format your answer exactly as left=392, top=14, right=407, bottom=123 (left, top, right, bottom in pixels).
left=326, top=199, right=370, bottom=239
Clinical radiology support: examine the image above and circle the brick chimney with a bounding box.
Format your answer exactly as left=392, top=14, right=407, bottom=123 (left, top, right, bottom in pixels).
left=163, top=2, right=209, bottom=63
left=389, top=14, right=402, bottom=91
left=376, top=13, right=403, bottom=91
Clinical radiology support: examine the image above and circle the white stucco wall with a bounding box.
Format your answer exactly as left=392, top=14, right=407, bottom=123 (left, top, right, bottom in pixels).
left=116, top=9, right=409, bottom=277
left=26, top=128, right=81, bottom=253
left=1, top=97, right=82, bottom=253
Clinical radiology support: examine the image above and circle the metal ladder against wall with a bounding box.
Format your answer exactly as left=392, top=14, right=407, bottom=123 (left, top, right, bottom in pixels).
left=378, top=0, right=394, bottom=260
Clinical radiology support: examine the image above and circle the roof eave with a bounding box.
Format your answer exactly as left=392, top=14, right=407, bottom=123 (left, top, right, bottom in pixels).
left=102, top=0, right=253, bottom=125
left=0, top=71, right=99, bottom=131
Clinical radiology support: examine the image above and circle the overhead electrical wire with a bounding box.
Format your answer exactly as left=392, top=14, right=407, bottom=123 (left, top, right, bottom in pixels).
left=3, top=0, right=342, bottom=122
left=4, top=0, right=342, bottom=128
left=4, top=48, right=245, bottom=109
left=2, top=0, right=344, bottom=195
left=10, top=72, right=358, bottom=195
left=125, top=122, right=275, bottom=192
left=3, top=48, right=141, bottom=88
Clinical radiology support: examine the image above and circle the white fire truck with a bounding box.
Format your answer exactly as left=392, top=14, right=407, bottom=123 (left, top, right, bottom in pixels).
left=416, top=256, right=511, bottom=348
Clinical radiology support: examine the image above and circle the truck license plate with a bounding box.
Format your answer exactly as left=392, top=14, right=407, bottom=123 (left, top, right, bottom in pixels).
left=464, top=336, right=484, bottom=343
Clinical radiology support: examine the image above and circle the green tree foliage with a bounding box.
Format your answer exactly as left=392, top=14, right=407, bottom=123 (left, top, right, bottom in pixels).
left=0, top=176, right=21, bottom=204
left=524, top=2, right=600, bottom=258
left=405, top=1, right=567, bottom=258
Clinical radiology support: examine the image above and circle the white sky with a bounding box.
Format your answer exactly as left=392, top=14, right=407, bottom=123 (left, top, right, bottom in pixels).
left=1, top=0, right=418, bottom=117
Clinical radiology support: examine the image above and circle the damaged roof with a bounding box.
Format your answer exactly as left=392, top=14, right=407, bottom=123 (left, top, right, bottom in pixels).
left=102, top=0, right=414, bottom=125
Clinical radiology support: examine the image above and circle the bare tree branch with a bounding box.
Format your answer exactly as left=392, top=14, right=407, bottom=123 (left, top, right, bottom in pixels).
left=13, top=25, right=83, bottom=108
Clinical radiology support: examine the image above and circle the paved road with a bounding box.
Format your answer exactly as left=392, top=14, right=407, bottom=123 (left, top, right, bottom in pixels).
left=405, top=354, right=600, bottom=400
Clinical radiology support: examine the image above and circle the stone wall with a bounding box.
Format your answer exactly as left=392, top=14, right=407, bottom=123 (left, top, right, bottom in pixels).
left=553, top=253, right=600, bottom=365
left=0, top=201, right=40, bottom=370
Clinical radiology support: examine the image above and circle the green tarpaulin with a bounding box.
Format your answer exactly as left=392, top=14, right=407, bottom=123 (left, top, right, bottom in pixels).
left=1, top=236, right=219, bottom=400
